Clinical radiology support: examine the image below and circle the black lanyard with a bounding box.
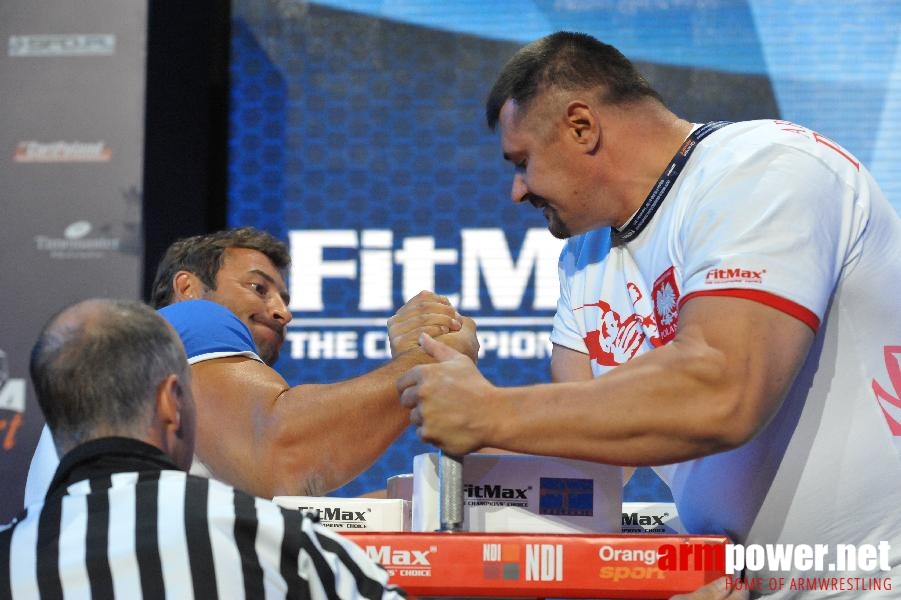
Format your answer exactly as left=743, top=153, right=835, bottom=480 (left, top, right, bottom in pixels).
left=614, top=121, right=732, bottom=242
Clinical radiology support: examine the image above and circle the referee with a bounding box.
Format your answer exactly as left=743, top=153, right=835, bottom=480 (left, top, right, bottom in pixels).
left=0, top=299, right=405, bottom=600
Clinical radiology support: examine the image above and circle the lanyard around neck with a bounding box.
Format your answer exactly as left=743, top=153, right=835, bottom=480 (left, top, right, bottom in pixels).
left=613, top=120, right=732, bottom=243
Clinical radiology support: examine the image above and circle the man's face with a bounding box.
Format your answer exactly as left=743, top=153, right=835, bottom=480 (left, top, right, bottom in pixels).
left=498, top=98, right=594, bottom=239
left=201, top=247, right=291, bottom=364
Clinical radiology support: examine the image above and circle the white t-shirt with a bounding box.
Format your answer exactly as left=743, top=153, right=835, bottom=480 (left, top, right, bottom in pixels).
left=552, top=119, right=901, bottom=592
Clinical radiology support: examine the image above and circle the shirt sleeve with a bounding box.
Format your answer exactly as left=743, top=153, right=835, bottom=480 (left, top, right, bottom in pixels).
left=158, top=300, right=263, bottom=364
left=23, top=424, right=58, bottom=507
left=677, top=140, right=854, bottom=332
left=550, top=238, right=587, bottom=352
left=550, top=232, right=615, bottom=353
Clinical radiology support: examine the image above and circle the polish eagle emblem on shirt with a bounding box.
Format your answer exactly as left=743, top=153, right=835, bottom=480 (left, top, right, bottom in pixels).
left=652, top=266, right=680, bottom=344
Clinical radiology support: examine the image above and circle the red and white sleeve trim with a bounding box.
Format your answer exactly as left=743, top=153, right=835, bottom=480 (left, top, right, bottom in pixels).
left=680, top=289, right=820, bottom=332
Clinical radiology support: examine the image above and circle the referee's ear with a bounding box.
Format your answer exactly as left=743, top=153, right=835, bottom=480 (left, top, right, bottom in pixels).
left=154, top=373, right=196, bottom=471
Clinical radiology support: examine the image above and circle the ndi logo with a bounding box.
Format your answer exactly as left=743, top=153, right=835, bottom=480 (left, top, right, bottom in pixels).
left=526, top=543, right=564, bottom=582
left=482, top=542, right=564, bottom=582
left=483, top=543, right=521, bottom=580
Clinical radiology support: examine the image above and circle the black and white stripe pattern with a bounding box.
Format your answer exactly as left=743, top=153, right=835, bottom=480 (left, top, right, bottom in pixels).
left=1, top=470, right=404, bottom=600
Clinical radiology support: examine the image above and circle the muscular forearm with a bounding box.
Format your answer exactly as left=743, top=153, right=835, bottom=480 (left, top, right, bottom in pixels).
left=194, top=298, right=478, bottom=499
left=488, top=341, right=746, bottom=465
left=262, top=346, right=436, bottom=496
left=485, top=302, right=812, bottom=466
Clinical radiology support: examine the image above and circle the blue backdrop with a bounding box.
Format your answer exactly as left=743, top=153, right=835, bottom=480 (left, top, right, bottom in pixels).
left=227, top=0, right=901, bottom=500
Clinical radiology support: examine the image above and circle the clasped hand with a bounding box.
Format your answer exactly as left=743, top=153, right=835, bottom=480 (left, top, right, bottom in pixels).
left=397, top=331, right=496, bottom=456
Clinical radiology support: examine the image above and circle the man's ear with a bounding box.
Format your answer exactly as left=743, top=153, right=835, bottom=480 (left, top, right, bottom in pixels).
left=565, top=101, right=600, bottom=151
left=172, top=270, right=205, bottom=302
left=155, top=373, right=195, bottom=470
left=155, top=374, right=182, bottom=437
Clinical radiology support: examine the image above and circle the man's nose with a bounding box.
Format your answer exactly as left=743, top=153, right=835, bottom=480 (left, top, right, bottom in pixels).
left=511, top=172, right=529, bottom=203
left=271, top=295, right=292, bottom=324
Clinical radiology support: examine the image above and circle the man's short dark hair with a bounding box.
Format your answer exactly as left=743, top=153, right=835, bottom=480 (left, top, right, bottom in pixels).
left=30, top=299, right=187, bottom=448
left=149, top=227, right=291, bottom=308
left=486, top=31, right=663, bottom=130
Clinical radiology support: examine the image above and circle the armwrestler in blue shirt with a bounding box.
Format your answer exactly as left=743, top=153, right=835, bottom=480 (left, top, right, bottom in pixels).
left=25, top=227, right=479, bottom=503
left=160, top=299, right=261, bottom=365
left=158, top=300, right=261, bottom=477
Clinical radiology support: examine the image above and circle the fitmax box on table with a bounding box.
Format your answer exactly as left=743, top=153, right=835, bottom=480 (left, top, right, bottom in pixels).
left=412, top=452, right=623, bottom=533
left=273, top=496, right=407, bottom=531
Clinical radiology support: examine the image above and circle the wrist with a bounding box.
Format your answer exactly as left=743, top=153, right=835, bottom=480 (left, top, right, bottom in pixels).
left=390, top=343, right=431, bottom=365
left=478, top=384, right=514, bottom=451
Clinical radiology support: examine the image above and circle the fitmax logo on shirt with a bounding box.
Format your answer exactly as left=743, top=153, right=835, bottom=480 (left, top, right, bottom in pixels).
left=705, top=267, right=765, bottom=284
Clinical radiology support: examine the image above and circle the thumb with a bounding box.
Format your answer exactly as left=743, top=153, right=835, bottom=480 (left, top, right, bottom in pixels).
left=419, top=332, right=461, bottom=362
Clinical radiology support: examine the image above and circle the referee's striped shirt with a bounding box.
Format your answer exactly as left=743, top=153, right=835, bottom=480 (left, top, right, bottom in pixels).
left=0, top=437, right=405, bottom=600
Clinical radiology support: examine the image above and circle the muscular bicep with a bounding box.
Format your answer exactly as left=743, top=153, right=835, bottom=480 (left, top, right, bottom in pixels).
left=674, top=293, right=815, bottom=440
left=190, top=356, right=288, bottom=416
left=188, top=356, right=289, bottom=491
left=551, top=344, right=593, bottom=383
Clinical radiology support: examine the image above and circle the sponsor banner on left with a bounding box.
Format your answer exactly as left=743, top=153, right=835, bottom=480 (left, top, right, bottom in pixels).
left=7, top=34, right=116, bottom=57
left=33, top=221, right=121, bottom=260
left=14, top=141, right=112, bottom=163
left=0, top=350, right=26, bottom=452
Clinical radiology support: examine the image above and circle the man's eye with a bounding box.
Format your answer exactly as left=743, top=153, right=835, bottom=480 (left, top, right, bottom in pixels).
left=250, top=282, right=266, bottom=294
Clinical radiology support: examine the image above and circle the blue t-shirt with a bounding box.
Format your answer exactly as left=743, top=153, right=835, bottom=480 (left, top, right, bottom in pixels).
left=158, top=299, right=262, bottom=364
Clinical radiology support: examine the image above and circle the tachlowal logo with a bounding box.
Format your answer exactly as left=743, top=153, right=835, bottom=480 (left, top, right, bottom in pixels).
left=0, top=350, right=26, bottom=452
left=35, top=222, right=121, bottom=260
left=15, top=140, right=112, bottom=163
left=8, top=34, right=115, bottom=57
left=539, top=477, right=593, bottom=516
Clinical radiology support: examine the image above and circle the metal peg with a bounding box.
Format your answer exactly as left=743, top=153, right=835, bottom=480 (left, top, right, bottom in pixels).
left=438, top=451, right=464, bottom=532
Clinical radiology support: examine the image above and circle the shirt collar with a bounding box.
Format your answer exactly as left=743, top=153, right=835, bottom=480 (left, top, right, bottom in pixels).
left=46, top=437, right=180, bottom=499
